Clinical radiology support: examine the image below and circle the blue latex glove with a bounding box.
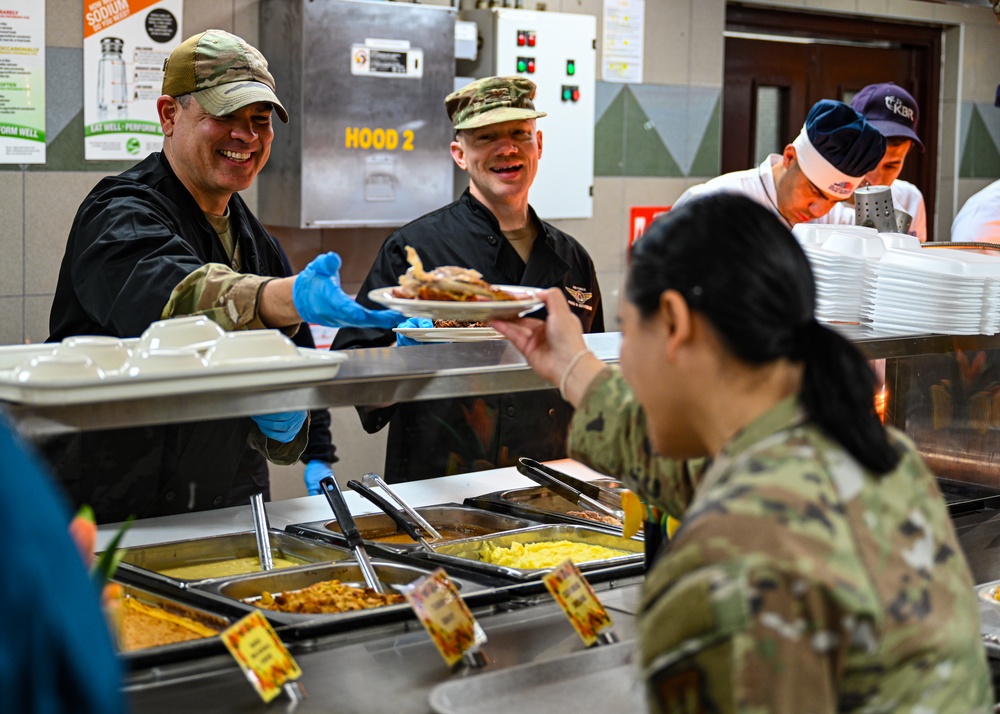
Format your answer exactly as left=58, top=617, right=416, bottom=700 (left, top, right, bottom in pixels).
left=304, top=461, right=333, bottom=496
left=395, top=316, right=434, bottom=346
left=293, top=252, right=404, bottom=329
left=251, top=410, right=307, bottom=443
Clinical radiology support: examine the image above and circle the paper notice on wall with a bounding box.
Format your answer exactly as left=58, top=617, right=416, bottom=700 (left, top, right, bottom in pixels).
left=0, top=3, right=45, bottom=164
left=602, top=0, right=643, bottom=84
left=83, top=0, right=182, bottom=161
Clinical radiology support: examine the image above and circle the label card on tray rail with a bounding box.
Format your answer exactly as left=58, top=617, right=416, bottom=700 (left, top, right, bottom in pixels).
left=404, top=568, right=487, bottom=668
left=222, top=611, right=302, bottom=703
left=543, top=558, right=614, bottom=647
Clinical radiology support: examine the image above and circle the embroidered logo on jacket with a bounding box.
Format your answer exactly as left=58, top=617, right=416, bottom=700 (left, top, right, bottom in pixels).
left=564, top=285, right=593, bottom=311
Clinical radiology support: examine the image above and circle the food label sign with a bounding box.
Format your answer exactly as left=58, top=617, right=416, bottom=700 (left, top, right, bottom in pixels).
left=222, top=611, right=302, bottom=703
left=405, top=568, right=486, bottom=667
left=543, top=559, right=613, bottom=647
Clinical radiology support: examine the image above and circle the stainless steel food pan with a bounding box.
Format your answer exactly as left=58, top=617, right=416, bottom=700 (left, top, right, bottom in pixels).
left=114, top=581, right=235, bottom=669
left=290, top=505, right=538, bottom=553
left=467, top=480, right=629, bottom=532
left=114, top=529, right=350, bottom=589
left=194, top=559, right=489, bottom=627
left=414, top=524, right=644, bottom=582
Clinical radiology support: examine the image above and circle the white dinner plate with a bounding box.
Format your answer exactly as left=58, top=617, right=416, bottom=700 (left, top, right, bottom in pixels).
left=392, top=327, right=506, bottom=343
left=369, top=286, right=544, bottom=321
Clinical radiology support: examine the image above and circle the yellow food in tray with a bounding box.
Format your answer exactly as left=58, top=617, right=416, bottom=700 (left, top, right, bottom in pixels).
left=118, top=597, right=219, bottom=652
left=158, top=554, right=307, bottom=580
left=476, top=540, right=629, bottom=570
left=253, top=579, right=404, bottom=614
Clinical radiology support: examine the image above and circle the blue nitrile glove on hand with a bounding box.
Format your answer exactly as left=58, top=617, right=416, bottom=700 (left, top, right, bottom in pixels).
left=395, top=316, right=434, bottom=346
left=304, top=461, right=333, bottom=496
left=293, top=252, right=405, bottom=329
left=251, top=410, right=307, bottom=443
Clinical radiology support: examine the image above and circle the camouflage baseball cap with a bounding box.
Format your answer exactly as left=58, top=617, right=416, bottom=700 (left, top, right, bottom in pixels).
left=446, top=76, right=547, bottom=130
left=161, top=29, right=288, bottom=123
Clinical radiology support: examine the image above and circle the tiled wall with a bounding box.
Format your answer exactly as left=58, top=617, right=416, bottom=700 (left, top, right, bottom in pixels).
left=2, top=0, right=997, bottom=495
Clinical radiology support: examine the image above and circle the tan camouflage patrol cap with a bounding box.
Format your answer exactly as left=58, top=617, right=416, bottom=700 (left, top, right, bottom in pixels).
left=446, top=76, right=547, bottom=130
left=161, top=29, right=288, bottom=123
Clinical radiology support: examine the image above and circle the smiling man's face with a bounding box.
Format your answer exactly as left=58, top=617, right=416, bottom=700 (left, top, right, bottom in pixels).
left=451, top=118, right=542, bottom=210
left=159, top=96, right=274, bottom=215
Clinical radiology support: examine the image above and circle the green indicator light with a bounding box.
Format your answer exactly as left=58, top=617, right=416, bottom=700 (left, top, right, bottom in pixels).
left=517, top=59, right=527, bottom=73
left=563, top=88, right=571, bottom=101
left=567, top=60, right=576, bottom=76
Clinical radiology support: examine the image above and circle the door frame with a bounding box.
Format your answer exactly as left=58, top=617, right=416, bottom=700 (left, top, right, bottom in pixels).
left=724, top=4, right=942, bottom=239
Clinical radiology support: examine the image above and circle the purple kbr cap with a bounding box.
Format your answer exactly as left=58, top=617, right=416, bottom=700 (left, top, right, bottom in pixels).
left=850, top=83, right=924, bottom=152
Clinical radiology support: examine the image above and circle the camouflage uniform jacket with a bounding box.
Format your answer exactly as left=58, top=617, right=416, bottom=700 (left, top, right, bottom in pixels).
left=43, top=152, right=304, bottom=524
left=569, top=367, right=992, bottom=713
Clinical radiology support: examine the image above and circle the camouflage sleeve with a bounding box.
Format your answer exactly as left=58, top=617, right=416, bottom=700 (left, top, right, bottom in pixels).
left=160, top=263, right=282, bottom=331
left=567, top=366, right=700, bottom=517
left=640, top=551, right=845, bottom=714
left=247, top=414, right=310, bottom=466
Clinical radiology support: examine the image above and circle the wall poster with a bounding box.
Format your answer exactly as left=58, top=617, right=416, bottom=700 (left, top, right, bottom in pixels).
left=84, top=0, right=182, bottom=161
left=602, top=0, right=643, bottom=84
left=0, top=2, right=45, bottom=164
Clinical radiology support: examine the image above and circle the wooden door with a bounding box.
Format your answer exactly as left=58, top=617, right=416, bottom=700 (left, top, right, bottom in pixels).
left=723, top=6, right=941, bottom=239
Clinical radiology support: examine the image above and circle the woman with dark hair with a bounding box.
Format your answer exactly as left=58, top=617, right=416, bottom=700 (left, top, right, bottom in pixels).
left=493, top=193, right=991, bottom=713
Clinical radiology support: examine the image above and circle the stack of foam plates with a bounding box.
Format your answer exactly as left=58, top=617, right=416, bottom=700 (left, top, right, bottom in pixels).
left=864, top=248, right=1000, bottom=336
left=804, top=229, right=884, bottom=324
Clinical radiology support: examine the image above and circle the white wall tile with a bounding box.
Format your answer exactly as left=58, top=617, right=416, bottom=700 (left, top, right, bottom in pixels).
left=24, top=294, right=54, bottom=345
left=48, top=0, right=82, bottom=48
left=0, top=297, right=24, bottom=345
left=0, top=172, right=23, bottom=299
left=24, top=172, right=103, bottom=295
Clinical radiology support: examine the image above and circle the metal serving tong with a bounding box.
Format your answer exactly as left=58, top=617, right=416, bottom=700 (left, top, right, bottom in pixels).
left=319, top=476, right=385, bottom=594
left=250, top=492, right=274, bottom=571
left=360, top=472, right=443, bottom=541
left=347, top=479, right=436, bottom=554
left=516, top=457, right=622, bottom=520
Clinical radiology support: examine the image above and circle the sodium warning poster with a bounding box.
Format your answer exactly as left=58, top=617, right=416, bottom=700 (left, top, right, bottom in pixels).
left=0, top=2, right=45, bottom=164
left=83, top=0, right=182, bottom=161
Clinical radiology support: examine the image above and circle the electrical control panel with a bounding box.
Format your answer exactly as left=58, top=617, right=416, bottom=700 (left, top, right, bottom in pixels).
left=459, top=8, right=596, bottom=220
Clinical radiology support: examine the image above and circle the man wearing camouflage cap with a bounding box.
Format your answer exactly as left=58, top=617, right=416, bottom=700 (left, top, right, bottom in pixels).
left=46, top=30, right=401, bottom=523
left=674, top=99, right=886, bottom=227
left=333, top=75, right=604, bottom=483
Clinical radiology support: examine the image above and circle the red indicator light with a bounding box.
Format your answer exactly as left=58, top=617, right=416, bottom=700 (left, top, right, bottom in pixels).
left=517, top=31, right=526, bottom=46
left=527, top=59, right=535, bottom=73
left=527, top=32, right=536, bottom=47
left=572, top=89, right=580, bottom=102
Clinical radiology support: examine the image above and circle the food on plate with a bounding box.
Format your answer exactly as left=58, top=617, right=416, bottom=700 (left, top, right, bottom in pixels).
left=475, top=540, right=629, bottom=569
left=118, top=597, right=219, bottom=651
left=392, top=246, right=523, bottom=302
left=566, top=510, right=623, bottom=527
left=253, top=579, right=404, bottom=614
left=158, top=554, right=309, bottom=580
left=433, top=320, right=490, bottom=328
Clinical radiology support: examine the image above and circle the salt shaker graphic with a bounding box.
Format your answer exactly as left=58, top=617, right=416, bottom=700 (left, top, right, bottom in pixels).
left=97, top=37, right=127, bottom=117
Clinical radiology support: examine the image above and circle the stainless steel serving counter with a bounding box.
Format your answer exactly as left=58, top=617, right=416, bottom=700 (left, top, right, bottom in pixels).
left=103, top=459, right=645, bottom=713
left=95, top=458, right=606, bottom=550
left=7, top=329, right=1000, bottom=438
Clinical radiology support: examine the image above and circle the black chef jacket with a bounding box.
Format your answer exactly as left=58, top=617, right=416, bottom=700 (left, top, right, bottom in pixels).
left=42, top=152, right=289, bottom=524
left=332, top=189, right=604, bottom=483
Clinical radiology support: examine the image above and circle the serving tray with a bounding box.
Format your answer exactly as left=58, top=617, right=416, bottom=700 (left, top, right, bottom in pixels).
left=0, top=345, right=346, bottom=405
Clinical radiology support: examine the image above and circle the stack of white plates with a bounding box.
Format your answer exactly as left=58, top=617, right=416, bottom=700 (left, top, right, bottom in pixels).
left=863, top=248, right=1000, bottom=335
left=804, top=229, right=885, bottom=324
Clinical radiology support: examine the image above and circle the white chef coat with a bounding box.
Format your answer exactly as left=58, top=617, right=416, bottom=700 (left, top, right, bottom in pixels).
left=673, top=155, right=790, bottom=228
left=811, top=180, right=927, bottom=241
left=952, top=180, right=1000, bottom=244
